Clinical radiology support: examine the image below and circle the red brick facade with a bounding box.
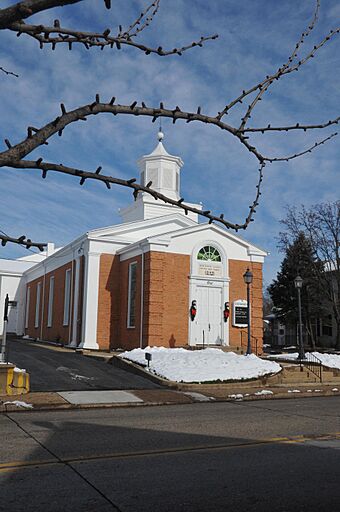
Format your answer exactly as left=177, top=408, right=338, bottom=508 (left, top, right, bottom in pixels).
left=228, top=260, right=263, bottom=352
left=24, top=250, right=263, bottom=352
left=25, top=258, right=84, bottom=345
left=95, top=251, right=263, bottom=352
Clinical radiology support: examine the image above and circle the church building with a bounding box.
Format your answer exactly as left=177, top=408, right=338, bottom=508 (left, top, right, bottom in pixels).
left=1, top=133, right=267, bottom=352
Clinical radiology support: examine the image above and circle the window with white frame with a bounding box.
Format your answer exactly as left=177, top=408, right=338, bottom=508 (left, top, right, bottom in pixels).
left=63, top=269, right=71, bottom=326
left=35, top=282, right=41, bottom=328
left=25, top=286, right=30, bottom=329
left=127, top=262, right=137, bottom=328
left=47, top=276, right=54, bottom=327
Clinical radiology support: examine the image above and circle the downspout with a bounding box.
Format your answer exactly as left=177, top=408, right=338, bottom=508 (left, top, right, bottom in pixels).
left=139, top=243, right=145, bottom=349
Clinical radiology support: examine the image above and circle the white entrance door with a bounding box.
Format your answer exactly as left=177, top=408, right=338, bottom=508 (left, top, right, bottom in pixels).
left=193, top=286, right=222, bottom=345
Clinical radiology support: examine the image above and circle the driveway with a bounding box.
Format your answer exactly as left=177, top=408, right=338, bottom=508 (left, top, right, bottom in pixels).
left=6, top=338, right=160, bottom=392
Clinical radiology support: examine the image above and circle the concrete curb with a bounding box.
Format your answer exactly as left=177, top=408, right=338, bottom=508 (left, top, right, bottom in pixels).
left=1, top=385, right=339, bottom=413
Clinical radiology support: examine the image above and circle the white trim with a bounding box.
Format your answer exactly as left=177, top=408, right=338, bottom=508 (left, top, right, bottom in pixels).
left=79, top=251, right=100, bottom=350
left=70, top=257, right=81, bottom=346
left=63, top=269, right=71, bottom=326
left=189, top=241, right=229, bottom=347
left=47, top=276, right=54, bottom=328
left=139, top=248, right=145, bottom=348
left=127, top=261, right=137, bottom=329
left=25, top=286, right=30, bottom=329
left=35, top=282, right=41, bottom=328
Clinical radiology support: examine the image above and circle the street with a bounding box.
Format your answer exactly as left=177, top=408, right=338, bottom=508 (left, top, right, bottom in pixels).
left=1, top=397, right=340, bottom=511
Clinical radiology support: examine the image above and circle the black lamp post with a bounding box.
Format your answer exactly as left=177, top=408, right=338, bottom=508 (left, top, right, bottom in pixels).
left=243, top=268, right=253, bottom=355
left=294, top=275, right=305, bottom=360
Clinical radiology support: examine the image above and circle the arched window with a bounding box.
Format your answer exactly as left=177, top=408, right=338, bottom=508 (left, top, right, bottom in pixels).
left=197, top=246, right=221, bottom=262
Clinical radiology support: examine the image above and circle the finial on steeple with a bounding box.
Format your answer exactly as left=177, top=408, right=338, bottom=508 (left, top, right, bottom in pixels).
left=157, top=121, right=164, bottom=142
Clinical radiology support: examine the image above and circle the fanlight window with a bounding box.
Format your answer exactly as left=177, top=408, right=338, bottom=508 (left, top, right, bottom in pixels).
left=197, top=246, right=221, bottom=262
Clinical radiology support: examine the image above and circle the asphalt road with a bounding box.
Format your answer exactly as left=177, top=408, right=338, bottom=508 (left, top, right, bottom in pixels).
left=6, top=338, right=159, bottom=391
left=1, top=397, right=340, bottom=511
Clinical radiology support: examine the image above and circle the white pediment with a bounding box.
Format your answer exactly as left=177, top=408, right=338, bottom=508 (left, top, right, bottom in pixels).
left=118, top=221, right=268, bottom=263
left=88, top=213, right=197, bottom=244
left=164, top=223, right=268, bottom=260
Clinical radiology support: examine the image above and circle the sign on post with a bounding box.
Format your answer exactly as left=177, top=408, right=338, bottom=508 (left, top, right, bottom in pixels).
left=232, top=300, right=249, bottom=327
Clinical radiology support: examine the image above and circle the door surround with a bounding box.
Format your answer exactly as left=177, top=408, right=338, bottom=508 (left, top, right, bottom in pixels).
left=189, top=241, right=230, bottom=347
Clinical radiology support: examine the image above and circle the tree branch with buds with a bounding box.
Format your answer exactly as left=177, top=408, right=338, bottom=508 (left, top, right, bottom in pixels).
left=0, top=232, right=46, bottom=251
left=2, top=0, right=217, bottom=56
left=0, top=0, right=338, bottom=248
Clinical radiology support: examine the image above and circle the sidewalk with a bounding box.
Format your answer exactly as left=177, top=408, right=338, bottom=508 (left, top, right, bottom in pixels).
left=1, top=382, right=339, bottom=412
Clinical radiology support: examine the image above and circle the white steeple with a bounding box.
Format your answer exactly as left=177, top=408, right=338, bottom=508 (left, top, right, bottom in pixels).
left=138, top=130, right=183, bottom=201
left=120, top=131, right=202, bottom=223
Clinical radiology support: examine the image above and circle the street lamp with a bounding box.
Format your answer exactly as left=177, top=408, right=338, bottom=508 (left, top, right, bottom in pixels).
left=243, top=268, right=253, bottom=355
left=294, top=275, right=305, bottom=360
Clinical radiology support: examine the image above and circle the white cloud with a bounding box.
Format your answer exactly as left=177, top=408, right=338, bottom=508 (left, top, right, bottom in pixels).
left=0, top=0, right=339, bottom=284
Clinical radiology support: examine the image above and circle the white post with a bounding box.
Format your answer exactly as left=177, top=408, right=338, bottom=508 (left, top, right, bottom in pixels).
left=1, top=294, right=9, bottom=363
left=70, top=257, right=80, bottom=347
left=79, top=252, right=100, bottom=350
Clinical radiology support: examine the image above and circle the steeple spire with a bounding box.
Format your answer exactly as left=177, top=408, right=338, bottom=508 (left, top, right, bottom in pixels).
left=120, top=131, right=202, bottom=223
left=157, top=121, right=164, bottom=143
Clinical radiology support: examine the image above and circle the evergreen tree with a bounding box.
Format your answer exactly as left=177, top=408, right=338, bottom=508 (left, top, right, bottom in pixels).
left=268, top=233, right=324, bottom=348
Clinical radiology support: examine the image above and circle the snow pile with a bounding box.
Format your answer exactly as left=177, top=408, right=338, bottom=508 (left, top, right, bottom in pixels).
left=3, top=400, right=33, bottom=409
left=13, top=367, right=26, bottom=373
left=269, top=352, right=340, bottom=370
left=119, top=347, right=281, bottom=383
left=254, top=390, right=273, bottom=396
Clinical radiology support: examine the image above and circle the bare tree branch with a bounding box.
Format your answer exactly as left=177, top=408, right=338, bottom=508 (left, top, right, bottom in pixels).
left=264, top=133, right=337, bottom=162
left=0, top=1, right=84, bottom=29
left=0, top=0, right=338, bottom=248
left=217, top=21, right=339, bottom=123
left=243, top=117, right=339, bottom=133
left=1, top=97, right=337, bottom=171
left=2, top=0, right=217, bottom=57
left=10, top=20, right=218, bottom=56
left=0, top=232, right=46, bottom=251
left=121, top=0, right=161, bottom=38
left=0, top=65, right=18, bottom=77
left=8, top=159, right=266, bottom=232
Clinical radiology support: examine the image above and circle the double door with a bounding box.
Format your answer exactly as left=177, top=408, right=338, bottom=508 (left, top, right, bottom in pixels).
left=191, top=285, right=223, bottom=345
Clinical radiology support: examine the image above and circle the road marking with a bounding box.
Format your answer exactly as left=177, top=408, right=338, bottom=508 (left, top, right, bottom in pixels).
left=1, top=432, right=340, bottom=473
left=0, top=458, right=58, bottom=471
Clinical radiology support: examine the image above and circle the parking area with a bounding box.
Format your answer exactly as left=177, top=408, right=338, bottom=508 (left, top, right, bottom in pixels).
left=6, top=338, right=160, bottom=392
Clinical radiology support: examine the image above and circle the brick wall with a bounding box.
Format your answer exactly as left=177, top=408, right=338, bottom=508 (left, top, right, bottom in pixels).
left=228, top=260, right=263, bottom=352
left=96, top=251, right=263, bottom=352
left=118, top=255, right=142, bottom=350
left=25, top=260, right=77, bottom=344
left=144, top=252, right=190, bottom=347
left=96, top=254, right=120, bottom=350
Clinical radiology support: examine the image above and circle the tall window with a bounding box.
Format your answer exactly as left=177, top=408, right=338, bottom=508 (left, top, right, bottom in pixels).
left=127, top=262, right=137, bottom=328
left=47, top=276, right=54, bottom=328
left=35, top=282, right=41, bottom=328
left=63, top=269, right=71, bottom=326
left=25, top=286, right=30, bottom=329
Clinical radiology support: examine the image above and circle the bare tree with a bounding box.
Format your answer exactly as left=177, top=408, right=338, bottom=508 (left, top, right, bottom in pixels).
left=279, top=201, right=340, bottom=349
left=0, top=0, right=338, bottom=250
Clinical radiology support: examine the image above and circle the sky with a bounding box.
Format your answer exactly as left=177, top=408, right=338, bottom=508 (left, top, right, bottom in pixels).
left=0, top=0, right=339, bottom=288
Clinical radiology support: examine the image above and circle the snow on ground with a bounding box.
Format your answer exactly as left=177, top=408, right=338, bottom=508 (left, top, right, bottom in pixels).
left=254, top=390, right=273, bottom=396
left=119, top=347, right=281, bottom=383
left=268, top=352, right=340, bottom=370
left=3, top=400, right=33, bottom=409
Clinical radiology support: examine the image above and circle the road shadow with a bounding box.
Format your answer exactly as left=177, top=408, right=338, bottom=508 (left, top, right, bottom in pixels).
left=1, top=407, right=340, bottom=512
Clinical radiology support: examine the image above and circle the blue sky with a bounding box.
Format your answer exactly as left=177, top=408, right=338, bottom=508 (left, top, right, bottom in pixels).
left=0, top=0, right=339, bottom=288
